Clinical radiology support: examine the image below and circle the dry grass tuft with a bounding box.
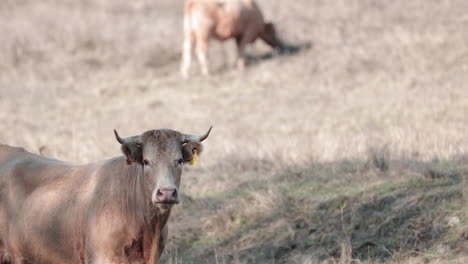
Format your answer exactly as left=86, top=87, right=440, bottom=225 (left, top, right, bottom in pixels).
left=368, top=145, right=390, bottom=173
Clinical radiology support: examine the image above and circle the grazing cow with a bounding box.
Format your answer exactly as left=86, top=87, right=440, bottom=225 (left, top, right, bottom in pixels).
left=0, top=127, right=212, bottom=264
left=180, top=0, right=286, bottom=78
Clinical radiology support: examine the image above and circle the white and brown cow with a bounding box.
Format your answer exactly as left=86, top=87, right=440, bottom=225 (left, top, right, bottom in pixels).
left=180, top=0, right=286, bottom=78
left=0, top=127, right=211, bottom=264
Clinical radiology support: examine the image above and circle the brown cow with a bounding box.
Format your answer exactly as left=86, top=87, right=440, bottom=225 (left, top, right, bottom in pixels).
left=180, top=0, right=286, bottom=78
left=0, top=127, right=212, bottom=264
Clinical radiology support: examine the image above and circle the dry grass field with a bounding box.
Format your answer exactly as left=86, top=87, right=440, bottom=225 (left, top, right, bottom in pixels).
left=1, top=0, right=467, bottom=263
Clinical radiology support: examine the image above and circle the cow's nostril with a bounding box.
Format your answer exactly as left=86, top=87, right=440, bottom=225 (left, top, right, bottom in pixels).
left=172, top=189, right=178, bottom=199
left=157, top=189, right=164, bottom=198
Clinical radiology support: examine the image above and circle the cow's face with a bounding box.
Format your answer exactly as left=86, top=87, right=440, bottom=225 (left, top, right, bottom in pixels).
left=114, top=127, right=211, bottom=210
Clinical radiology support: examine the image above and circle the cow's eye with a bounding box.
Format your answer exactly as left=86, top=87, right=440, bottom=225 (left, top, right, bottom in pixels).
left=176, top=159, right=184, bottom=166
left=143, top=159, right=150, bottom=166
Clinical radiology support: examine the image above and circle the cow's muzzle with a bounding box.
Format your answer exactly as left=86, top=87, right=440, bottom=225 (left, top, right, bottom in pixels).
left=154, top=188, right=179, bottom=204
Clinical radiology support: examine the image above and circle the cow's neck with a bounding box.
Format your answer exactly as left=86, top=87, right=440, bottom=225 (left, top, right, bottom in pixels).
left=110, top=158, right=153, bottom=235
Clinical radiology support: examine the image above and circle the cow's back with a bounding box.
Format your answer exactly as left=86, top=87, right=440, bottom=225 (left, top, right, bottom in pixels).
left=186, top=0, right=265, bottom=40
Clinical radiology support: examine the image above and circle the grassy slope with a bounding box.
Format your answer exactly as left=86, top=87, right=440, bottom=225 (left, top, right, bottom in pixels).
left=165, top=157, right=467, bottom=263
left=0, top=0, right=467, bottom=263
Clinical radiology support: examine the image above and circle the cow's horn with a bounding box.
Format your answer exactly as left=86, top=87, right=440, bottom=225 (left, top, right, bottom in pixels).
left=114, top=129, right=141, bottom=145
left=182, top=126, right=212, bottom=143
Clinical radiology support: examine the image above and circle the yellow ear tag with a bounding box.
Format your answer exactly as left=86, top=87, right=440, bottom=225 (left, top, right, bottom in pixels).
left=189, top=150, right=198, bottom=166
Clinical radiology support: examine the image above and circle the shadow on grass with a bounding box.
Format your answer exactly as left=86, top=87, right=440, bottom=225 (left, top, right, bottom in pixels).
left=245, top=42, right=313, bottom=66
left=164, top=155, right=468, bottom=264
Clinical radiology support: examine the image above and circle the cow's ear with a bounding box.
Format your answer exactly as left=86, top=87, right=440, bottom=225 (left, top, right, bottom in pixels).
left=265, top=22, right=275, bottom=33
left=114, top=130, right=143, bottom=165
left=264, top=22, right=278, bottom=40
left=120, top=142, right=143, bottom=165
left=182, top=142, right=203, bottom=163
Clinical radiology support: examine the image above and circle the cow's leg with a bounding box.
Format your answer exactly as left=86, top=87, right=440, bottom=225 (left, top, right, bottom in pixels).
left=181, top=32, right=194, bottom=79
left=7, top=250, right=24, bottom=264
left=0, top=194, right=10, bottom=264
left=7, top=236, right=24, bottom=264
left=13, top=257, right=24, bottom=264
left=195, top=31, right=210, bottom=76
left=236, top=30, right=257, bottom=71
left=86, top=248, right=131, bottom=264
left=0, top=235, right=9, bottom=264
left=0, top=249, right=11, bottom=264
left=235, top=35, right=247, bottom=71
left=181, top=11, right=195, bottom=79
left=86, top=216, right=130, bottom=264
left=89, top=254, right=123, bottom=264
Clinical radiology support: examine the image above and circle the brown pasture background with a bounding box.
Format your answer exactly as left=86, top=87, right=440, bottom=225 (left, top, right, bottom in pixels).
left=0, top=0, right=467, bottom=263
